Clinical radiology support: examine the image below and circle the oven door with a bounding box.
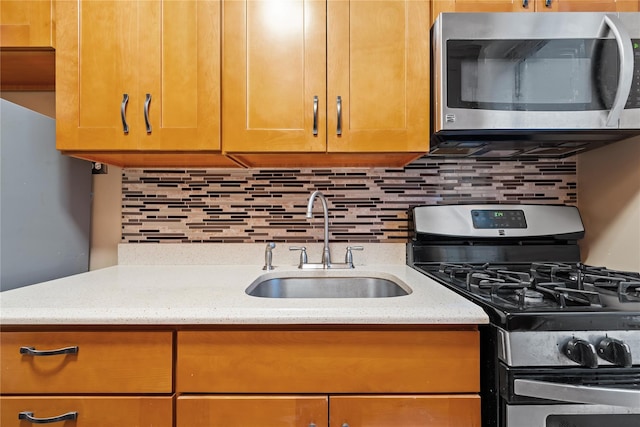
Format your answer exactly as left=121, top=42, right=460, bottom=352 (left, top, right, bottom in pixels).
left=501, top=366, right=640, bottom=426
left=506, top=403, right=640, bottom=427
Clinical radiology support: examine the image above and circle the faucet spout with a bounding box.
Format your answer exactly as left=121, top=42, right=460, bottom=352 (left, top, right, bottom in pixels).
left=306, top=190, right=331, bottom=267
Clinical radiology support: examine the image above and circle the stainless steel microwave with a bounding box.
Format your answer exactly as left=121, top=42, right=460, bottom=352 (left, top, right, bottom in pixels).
left=431, top=12, right=640, bottom=158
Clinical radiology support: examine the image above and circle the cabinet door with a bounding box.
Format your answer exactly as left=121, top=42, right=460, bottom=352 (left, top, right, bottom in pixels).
left=1, top=396, right=173, bottom=427
left=534, top=0, right=639, bottom=11
left=177, top=395, right=328, bottom=427
left=0, top=0, right=53, bottom=47
left=330, top=395, right=481, bottom=427
left=56, top=0, right=141, bottom=151
left=222, top=0, right=327, bottom=152
left=144, top=0, right=221, bottom=151
left=431, top=1, right=531, bottom=26
left=327, top=0, right=429, bottom=153
left=57, top=0, right=221, bottom=152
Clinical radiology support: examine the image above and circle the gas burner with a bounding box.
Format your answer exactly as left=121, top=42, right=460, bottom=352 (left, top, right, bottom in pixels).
left=515, top=287, right=545, bottom=302
left=419, top=260, right=640, bottom=313
left=621, top=282, right=640, bottom=303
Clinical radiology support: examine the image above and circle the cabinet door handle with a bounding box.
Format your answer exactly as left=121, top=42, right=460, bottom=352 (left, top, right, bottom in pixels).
left=545, top=0, right=551, bottom=7
left=144, top=93, right=152, bottom=133
left=20, top=346, right=79, bottom=356
left=522, top=0, right=528, bottom=7
left=121, top=93, right=129, bottom=134
left=336, top=96, right=342, bottom=135
left=18, top=411, right=78, bottom=424
left=312, top=96, right=319, bottom=136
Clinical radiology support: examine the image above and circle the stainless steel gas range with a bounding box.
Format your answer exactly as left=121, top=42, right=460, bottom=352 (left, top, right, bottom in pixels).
left=407, top=204, right=640, bottom=427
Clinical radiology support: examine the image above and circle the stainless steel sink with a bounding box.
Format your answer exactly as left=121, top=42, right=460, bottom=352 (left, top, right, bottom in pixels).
left=245, top=275, right=411, bottom=298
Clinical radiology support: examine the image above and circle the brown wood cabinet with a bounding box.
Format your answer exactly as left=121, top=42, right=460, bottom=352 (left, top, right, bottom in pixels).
left=330, top=395, right=480, bottom=427
left=177, top=395, right=329, bottom=427
left=1, top=326, right=480, bottom=426
left=55, top=0, right=238, bottom=168
left=223, top=0, right=430, bottom=168
left=0, top=0, right=54, bottom=91
left=0, top=331, right=174, bottom=426
left=177, top=394, right=480, bottom=427
left=0, top=0, right=53, bottom=47
left=1, top=396, right=173, bottom=427
left=431, top=0, right=639, bottom=22
left=176, top=328, right=480, bottom=427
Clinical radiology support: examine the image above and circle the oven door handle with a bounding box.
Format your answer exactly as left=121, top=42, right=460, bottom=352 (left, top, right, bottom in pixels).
left=514, top=379, right=640, bottom=408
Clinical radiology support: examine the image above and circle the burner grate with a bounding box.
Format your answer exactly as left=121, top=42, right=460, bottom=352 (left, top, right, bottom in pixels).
left=422, top=261, right=640, bottom=312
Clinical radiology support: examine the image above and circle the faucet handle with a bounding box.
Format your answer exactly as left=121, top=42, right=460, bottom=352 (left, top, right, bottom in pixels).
left=289, top=246, right=308, bottom=268
left=345, top=246, right=364, bottom=266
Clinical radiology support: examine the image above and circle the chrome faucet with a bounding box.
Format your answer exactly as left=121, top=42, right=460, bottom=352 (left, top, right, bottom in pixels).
left=306, top=190, right=332, bottom=267
left=302, top=191, right=362, bottom=269
left=262, top=242, right=276, bottom=270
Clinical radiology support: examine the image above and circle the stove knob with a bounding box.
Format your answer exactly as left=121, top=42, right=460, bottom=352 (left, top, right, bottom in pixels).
left=597, top=337, right=632, bottom=368
left=564, top=338, right=598, bottom=368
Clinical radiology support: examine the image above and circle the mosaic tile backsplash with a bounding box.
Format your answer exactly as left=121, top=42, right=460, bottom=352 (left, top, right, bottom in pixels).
left=122, top=157, right=577, bottom=243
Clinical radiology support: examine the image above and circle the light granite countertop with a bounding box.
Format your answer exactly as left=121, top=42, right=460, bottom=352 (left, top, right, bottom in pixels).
left=0, top=244, right=489, bottom=326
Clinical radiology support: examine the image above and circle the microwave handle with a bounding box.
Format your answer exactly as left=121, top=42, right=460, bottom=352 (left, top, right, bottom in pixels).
left=600, top=15, right=634, bottom=128
left=514, top=379, right=640, bottom=408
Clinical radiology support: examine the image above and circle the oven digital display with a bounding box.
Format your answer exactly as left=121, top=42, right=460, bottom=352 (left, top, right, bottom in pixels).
left=471, top=209, right=527, bottom=229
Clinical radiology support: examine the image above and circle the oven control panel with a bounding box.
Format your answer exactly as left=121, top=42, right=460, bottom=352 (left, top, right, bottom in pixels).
left=413, top=204, right=584, bottom=238
left=498, top=328, right=639, bottom=367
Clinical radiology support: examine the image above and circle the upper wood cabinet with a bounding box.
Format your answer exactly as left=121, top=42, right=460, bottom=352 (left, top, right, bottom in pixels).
left=55, top=0, right=238, bottom=168
left=431, top=0, right=639, bottom=20
left=223, top=0, right=430, bottom=168
left=535, top=0, right=639, bottom=12
left=0, top=0, right=53, bottom=47
left=0, top=0, right=55, bottom=91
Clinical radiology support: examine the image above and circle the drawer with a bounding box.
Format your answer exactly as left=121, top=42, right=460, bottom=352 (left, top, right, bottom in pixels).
left=177, top=329, right=479, bottom=393
left=177, top=395, right=328, bottom=427
left=0, top=331, right=173, bottom=393
left=1, top=396, right=173, bottom=427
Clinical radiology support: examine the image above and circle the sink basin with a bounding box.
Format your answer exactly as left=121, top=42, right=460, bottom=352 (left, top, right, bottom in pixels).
left=246, top=275, right=411, bottom=298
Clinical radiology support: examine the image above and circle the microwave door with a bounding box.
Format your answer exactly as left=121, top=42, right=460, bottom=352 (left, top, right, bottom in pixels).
left=436, top=12, right=639, bottom=132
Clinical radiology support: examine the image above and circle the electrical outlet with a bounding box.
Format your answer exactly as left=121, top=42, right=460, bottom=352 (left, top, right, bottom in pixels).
left=91, top=162, right=108, bottom=174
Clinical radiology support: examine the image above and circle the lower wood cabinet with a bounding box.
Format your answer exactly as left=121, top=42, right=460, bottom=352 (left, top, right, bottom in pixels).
left=1, top=396, right=173, bottom=427
left=176, top=394, right=480, bottom=427
left=1, top=327, right=480, bottom=426
left=0, top=330, right=174, bottom=426
left=330, top=395, right=481, bottom=427
left=176, top=328, right=481, bottom=427
left=177, top=395, right=329, bottom=427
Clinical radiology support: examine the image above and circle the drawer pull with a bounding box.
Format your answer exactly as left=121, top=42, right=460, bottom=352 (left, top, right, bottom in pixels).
left=18, top=411, right=78, bottom=424
left=20, top=346, right=79, bottom=356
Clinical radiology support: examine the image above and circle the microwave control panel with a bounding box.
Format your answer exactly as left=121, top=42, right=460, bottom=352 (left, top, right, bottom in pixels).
left=629, top=39, right=640, bottom=109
